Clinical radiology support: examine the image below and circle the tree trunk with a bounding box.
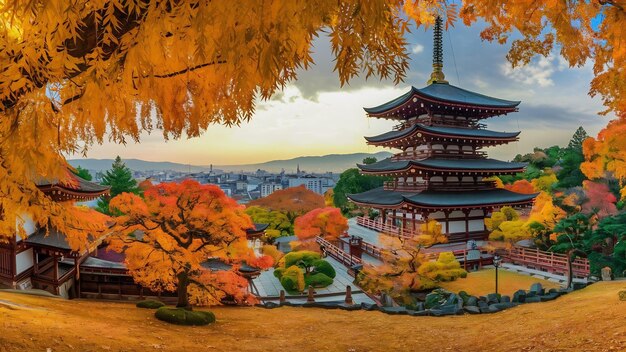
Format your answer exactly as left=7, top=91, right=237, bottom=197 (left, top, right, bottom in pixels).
left=176, top=271, right=192, bottom=311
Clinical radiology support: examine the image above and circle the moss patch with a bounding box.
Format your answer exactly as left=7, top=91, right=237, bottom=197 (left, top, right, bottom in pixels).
left=155, top=307, right=216, bottom=326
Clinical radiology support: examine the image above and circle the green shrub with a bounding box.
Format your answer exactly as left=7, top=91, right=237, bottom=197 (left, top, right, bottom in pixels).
left=273, top=267, right=285, bottom=279
left=304, top=272, right=333, bottom=288
left=312, top=259, right=336, bottom=278
left=283, top=251, right=321, bottom=268
left=279, top=265, right=305, bottom=292
left=136, top=300, right=165, bottom=309
left=155, top=307, right=216, bottom=326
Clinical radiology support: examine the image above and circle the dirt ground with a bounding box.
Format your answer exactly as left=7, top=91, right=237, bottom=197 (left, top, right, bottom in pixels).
left=0, top=281, right=624, bottom=352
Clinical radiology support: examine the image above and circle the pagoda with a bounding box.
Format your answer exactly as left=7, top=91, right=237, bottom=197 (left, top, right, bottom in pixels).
left=348, top=17, right=537, bottom=242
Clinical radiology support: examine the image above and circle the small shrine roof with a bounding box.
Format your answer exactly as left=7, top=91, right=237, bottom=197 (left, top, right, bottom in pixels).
left=364, top=124, right=520, bottom=143
left=357, top=157, right=526, bottom=173
left=348, top=187, right=537, bottom=208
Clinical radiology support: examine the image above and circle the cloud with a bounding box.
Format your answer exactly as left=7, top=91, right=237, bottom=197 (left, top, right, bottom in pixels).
left=411, top=44, right=425, bottom=55
left=500, top=55, right=567, bottom=88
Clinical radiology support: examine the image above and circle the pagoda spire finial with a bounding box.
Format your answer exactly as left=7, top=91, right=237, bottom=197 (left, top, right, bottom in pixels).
left=427, top=15, right=448, bottom=85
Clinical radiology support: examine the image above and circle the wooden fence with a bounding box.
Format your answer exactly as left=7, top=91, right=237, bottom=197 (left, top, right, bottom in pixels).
left=355, top=216, right=414, bottom=238
left=316, top=237, right=362, bottom=267
left=504, top=245, right=590, bottom=278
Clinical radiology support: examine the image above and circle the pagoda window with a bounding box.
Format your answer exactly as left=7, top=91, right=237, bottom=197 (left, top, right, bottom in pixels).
left=447, top=145, right=460, bottom=151
left=468, top=219, right=485, bottom=232
left=469, top=209, right=484, bottom=217
left=431, top=176, right=444, bottom=183
left=461, top=176, right=474, bottom=183
left=449, top=210, right=465, bottom=219
left=432, top=144, right=444, bottom=150
left=446, top=176, right=460, bottom=183
left=448, top=220, right=466, bottom=233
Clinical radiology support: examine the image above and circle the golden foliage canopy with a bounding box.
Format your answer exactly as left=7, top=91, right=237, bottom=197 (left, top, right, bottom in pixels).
left=2, top=0, right=626, bottom=249
left=294, top=206, right=348, bottom=242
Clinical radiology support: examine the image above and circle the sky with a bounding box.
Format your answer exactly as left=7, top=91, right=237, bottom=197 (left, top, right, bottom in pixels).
left=72, top=21, right=613, bottom=166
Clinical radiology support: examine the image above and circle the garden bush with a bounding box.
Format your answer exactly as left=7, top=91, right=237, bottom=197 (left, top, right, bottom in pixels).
left=312, top=259, right=336, bottom=278
left=279, top=265, right=305, bottom=293
left=136, top=300, right=165, bottom=309
left=419, top=252, right=467, bottom=282
left=283, top=251, right=321, bottom=268
left=262, top=245, right=284, bottom=265
left=155, top=307, right=216, bottom=326
left=304, top=272, right=333, bottom=288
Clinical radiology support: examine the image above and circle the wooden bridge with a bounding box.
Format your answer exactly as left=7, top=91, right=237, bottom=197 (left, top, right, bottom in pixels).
left=503, top=245, right=590, bottom=279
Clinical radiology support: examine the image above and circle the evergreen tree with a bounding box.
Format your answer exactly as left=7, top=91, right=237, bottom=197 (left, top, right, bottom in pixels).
left=72, top=166, right=93, bottom=181
left=96, top=156, right=139, bottom=214
left=362, top=157, right=378, bottom=165
left=557, top=127, right=588, bottom=188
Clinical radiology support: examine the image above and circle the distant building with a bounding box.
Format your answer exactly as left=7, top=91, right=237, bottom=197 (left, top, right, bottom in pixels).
left=288, top=176, right=323, bottom=194
left=260, top=182, right=283, bottom=197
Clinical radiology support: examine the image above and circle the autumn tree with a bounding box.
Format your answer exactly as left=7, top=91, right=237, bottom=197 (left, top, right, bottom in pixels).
left=294, top=207, right=348, bottom=242
left=96, top=156, right=140, bottom=214
left=581, top=181, right=618, bottom=218
left=333, top=168, right=388, bottom=214
left=244, top=205, right=292, bottom=244
left=108, top=180, right=272, bottom=309
left=247, top=185, right=324, bottom=220
left=551, top=213, right=594, bottom=288
left=357, top=220, right=462, bottom=304
left=2, top=0, right=626, bottom=252
left=485, top=206, right=528, bottom=244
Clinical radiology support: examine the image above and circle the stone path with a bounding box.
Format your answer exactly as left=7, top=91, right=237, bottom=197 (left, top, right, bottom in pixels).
left=347, top=218, right=382, bottom=246
left=252, top=257, right=375, bottom=304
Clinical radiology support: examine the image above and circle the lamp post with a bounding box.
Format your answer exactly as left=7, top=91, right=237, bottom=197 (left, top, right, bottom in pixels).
left=493, top=254, right=502, bottom=295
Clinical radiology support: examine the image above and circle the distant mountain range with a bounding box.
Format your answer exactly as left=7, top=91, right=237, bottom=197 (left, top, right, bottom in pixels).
left=67, top=151, right=392, bottom=173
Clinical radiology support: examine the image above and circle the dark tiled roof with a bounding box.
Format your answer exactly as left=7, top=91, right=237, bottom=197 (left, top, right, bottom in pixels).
left=364, top=124, right=520, bottom=143
left=247, top=223, right=269, bottom=234
left=80, top=256, right=127, bottom=270
left=25, top=228, right=73, bottom=250
left=201, top=258, right=259, bottom=273
left=357, top=157, right=526, bottom=173
left=348, top=187, right=538, bottom=208
left=364, top=83, right=520, bottom=115
left=35, top=170, right=110, bottom=194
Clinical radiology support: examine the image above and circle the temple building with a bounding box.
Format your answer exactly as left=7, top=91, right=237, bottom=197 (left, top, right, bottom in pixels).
left=0, top=170, right=110, bottom=297
left=348, top=17, right=537, bottom=242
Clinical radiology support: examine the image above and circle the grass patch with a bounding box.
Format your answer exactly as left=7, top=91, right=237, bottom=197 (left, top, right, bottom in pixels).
left=155, top=307, right=216, bottom=326
left=438, top=268, right=561, bottom=296
left=135, top=300, right=165, bottom=309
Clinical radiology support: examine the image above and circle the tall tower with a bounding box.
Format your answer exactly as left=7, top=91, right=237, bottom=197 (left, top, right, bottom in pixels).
left=347, top=16, right=537, bottom=242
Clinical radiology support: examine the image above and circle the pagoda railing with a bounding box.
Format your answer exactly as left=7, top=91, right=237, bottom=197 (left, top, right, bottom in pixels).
left=383, top=181, right=428, bottom=192
left=315, top=237, right=362, bottom=267
left=391, top=149, right=487, bottom=161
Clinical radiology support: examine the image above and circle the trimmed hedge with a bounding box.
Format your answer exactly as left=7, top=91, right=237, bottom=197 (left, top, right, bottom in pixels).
left=283, top=251, right=321, bottom=268
left=155, top=307, right=216, bottom=326
left=304, top=272, right=333, bottom=288
left=280, top=265, right=305, bottom=293
left=136, top=300, right=165, bottom=309
left=312, top=259, right=336, bottom=279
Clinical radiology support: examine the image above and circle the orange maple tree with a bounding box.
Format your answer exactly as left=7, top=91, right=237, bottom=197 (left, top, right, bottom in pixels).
left=108, top=180, right=272, bottom=309
left=294, top=207, right=348, bottom=242
left=247, top=185, right=325, bottom=217
left=504, top=179, right=536, bottom=195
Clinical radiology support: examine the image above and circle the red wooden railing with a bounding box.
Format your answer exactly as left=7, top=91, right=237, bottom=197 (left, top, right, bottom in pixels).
left=504, top=245, right=590, bottom=278
left=355, top=216, right=415, bottom=239
left=316, top=237, right=362, bottom=267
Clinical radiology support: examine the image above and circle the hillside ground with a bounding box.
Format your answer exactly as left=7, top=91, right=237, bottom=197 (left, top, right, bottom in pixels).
left=0, top=281, right=624, bottom=352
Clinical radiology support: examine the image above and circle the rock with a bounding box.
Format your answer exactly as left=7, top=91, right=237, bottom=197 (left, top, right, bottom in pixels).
left=458, top=291, right=471, bottom=304
left=530, top=283, right=544, bottom=295
left=501, top=295, right=511, bottom=303
left=466, top=296, right=478, bottom=307
left=619, top=290, right=626, bottom=301
left=486, top=293, right=501, bottom=304
left=381, top=306, right=409, bottom=315
left=491, top=302, right=515, bottom=310
left=512, top=290, right=526, bottom=303
left=410, top=309, right=430, bottom=316
left=479, top=305, right=500, bottom=314
left=262, top=302, right=280, bottom=309
left=425, top=289, right=449, bottom=309
left=524, top=296, right=541, bottom=303
left=338, top=303, right=361, bottom=311
left=412, top=302, right=425, bottom=311
left=477, top=300, right=489, bottom=309
left=360, top=302, right=379, bottom=311
left=572, top=282, right=587, bottom=290
left=539, top=292, right=560, bottom=302
left=463, top=306, right=481, bottom=314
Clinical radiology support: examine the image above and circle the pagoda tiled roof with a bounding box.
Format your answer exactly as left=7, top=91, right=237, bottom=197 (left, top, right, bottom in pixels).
left=364, top=124, right=520, bottom=143
left=35, top=170, right=110, bottom=196
left=364, top=83, right=520, bottom=116
left=357, top=157, right=526, bottom=173
left=347, top=187, right=537, bottom=208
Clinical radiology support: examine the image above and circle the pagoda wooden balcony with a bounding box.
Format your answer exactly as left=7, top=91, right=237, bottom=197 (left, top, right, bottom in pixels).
left=427, top=181, right=497, bottom=191
left=356, top=216, right=417, bottom=239
left=383, top=181, right=428, bottom=192
left=391, top=149, right=487, bottom=161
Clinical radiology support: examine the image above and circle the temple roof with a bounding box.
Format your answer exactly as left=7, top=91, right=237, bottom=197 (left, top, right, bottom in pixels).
left=25, top=228, right=75, bottom=251
left=201, top=258, right=259, bottom=273
left=80, top=256, right=127, bottom=270
left=364, top=123, right=520, bottom=144
left=364, top=83, right=520, bottom=117
left=36, top=170, right=110, bottom=200
left=357, top=157, right=526, bottom=173
left=348, top=187, right=537, bottom=209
